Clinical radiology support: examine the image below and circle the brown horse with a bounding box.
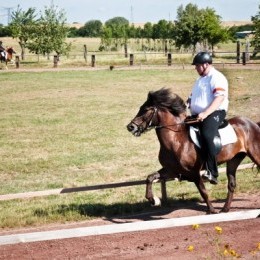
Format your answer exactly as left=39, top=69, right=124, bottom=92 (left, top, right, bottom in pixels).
left=127, top=88, right=260, bottom=214
left=0, top=47, right=16, bottom=68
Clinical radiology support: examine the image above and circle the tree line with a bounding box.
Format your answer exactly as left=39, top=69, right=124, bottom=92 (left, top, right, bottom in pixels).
left=0, top=3, right=259, bottom=59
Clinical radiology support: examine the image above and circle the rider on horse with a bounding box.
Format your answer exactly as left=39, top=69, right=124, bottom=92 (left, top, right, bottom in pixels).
left=0, top=41, right=6, bottom=61
left=187, top=52, right=229, bottom=185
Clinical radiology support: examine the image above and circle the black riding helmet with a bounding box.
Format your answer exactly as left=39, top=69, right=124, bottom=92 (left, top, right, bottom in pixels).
left=192, top=52, right=212, bottom=65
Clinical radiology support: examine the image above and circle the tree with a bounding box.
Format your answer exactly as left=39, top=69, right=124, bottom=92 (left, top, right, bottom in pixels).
left=251, top=4, right=260, bottom=57
left=0, top=24, right=11, bottom=37
left=26, top=4, right=71, bottom=58
left=142, top=22, right=153, bottom=50
left=102, top=17, right=130, bottom=50
left=68, top=26, right=79, bottom=37
left=153, top=20, right=175, bottom=51
left=174, top=4, right=204, bottom=53
left=105, top=17, right=129, bottom=28
left=100, top=26, right=113, bottom=51
left=9, top=5, right=38, bottom=59
left=78, top=20, right=103, bottom=37
left=201, top=8, right=229, bottom=52
left=173, top=4, right=229, bottom=54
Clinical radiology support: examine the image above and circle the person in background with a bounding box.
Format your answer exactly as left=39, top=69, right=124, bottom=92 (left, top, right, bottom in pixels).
left=187, top=52, right=229, bottom=185
left=0, top=41, right=6, bottom=60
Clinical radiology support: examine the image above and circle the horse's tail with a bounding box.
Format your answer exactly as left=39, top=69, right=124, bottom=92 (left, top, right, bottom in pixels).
left=255, top=122, right=260, bottom=172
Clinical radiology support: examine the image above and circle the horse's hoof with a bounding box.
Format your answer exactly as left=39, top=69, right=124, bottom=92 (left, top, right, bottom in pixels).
left=220, top=208, right=229, bottom=213
left=152, top=196, right=161, bottom=206
left=206, top=209, right=218, bottom=214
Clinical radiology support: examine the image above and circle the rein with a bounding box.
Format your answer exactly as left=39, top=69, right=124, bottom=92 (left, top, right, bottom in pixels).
left=131, top=106, right=200, bottom=134
left=155, top=118, right=200, bottom=129
left=151, top=109, right=200, bottom=132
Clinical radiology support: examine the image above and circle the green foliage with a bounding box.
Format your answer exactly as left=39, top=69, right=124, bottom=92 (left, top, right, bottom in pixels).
left=9, top=4, right=71, bottom=57
left=101, top=17, right=130, bottom=50
left=26, top=4, right=71, bottom=56
left=0, top=24, right=11, bottom=37
left=143, top=22, right=153, bottom=39
left=174, top=3, right=228, bottom=53
left=9, top=5, right=38, bottom=59
left=202, top=8, right=229, bottom=50
left=77, top=20, right=103, bottom=37
left=152, top=19, right=175, bottom=43
left=105, top=17, right=129, bottom=27
left=251, top=4, right=260, bottom=55
left=174, top=4, right=205, bottom=52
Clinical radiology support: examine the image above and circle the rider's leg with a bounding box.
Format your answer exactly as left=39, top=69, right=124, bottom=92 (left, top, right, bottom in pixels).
left=200, top=110, right=226, bottom=183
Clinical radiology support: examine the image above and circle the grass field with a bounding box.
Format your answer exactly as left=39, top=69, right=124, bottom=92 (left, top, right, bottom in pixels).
left=0, top=59, right=259, bottom=228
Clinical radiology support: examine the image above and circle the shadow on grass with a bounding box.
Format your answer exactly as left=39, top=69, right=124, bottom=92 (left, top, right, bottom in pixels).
left=47, top=197, right=209, bottom=222
left=34, top=196, right=258, bottom=224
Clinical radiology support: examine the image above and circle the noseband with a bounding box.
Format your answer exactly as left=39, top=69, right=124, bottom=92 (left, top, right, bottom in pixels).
left=130, top=107, right=158, bottom=133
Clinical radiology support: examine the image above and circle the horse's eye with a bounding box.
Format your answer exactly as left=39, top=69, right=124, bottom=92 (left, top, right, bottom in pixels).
left=144, top=107, right=152, bottom=112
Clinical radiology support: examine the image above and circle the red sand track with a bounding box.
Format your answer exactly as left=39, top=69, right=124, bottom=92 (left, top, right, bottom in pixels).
left=0, top=192, right=259, bottom=259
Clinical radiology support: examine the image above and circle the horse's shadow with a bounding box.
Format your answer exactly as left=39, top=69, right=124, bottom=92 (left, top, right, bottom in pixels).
left=35, top=196, right=257, bottom=224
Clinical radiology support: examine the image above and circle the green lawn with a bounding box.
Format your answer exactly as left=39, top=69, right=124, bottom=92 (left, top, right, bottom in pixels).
left=0, top=68, right=259, bottom=229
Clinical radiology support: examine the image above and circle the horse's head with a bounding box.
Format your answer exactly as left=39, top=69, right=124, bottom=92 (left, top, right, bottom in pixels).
left=127, top=88, right=187, bottom=136
left=6, top=47, right=16, bottom=54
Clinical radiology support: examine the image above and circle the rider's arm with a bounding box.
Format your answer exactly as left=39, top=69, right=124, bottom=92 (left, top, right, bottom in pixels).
left=198, top=95, right=225, bottom=121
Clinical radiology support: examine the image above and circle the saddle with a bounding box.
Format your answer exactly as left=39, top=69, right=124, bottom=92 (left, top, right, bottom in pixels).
left=185, top=116, right=238, bottom=154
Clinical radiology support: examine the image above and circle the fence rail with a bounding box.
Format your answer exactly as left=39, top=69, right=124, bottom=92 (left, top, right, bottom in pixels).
left=11, top=49, right=259, bottom=70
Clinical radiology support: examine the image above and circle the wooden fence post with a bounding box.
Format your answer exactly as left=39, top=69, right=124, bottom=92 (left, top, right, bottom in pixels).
left=242, top=52, right=246, bottom=65
left=53, top=55, right=58, bottom=68
left=167, top=53, right=172, bottom=66
left=236, top=40, right=240, bottom=64
left=124, top=43, right=128, bottom=58
left=164, top=40, right=168, bottom=56
left=15, top=55, right=20, bottom=69
left=245, top=39, right=250, bottom=62
left=84, top=44, right=87, bottom=62
left=91, top=55, right=95, bottom=67
left=130, top=54, right=134, bottom=66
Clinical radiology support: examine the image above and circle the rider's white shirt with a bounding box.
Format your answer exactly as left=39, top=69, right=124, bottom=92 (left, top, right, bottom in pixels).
left=190, top=67, right=229, bottom=115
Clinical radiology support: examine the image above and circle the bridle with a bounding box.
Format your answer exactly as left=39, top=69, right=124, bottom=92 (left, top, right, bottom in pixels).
left=131, top=106, right=198, bottom=133
left=130, top=106, right=159, bottom=133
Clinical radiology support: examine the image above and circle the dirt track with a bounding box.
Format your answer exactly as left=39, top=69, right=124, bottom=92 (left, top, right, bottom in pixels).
left=0, top=192, right=259, bottom=259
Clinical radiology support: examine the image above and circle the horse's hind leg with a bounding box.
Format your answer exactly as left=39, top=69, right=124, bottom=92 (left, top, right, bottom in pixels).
left=145, top=169, right=166, bottom=206
left=222, top=153, right=246, bottom=212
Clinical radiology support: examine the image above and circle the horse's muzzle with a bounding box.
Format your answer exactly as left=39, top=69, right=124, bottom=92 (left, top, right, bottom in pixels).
left=127, top=123, right=142, bottom=136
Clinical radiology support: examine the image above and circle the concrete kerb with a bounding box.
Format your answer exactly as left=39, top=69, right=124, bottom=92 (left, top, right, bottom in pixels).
left=0, top=209, right=259, bottom=246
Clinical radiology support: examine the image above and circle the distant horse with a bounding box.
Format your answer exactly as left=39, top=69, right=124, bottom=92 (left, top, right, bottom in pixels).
left=0, top=47, right=16, bottom=68
left=127, top=88, right=260, bottom=214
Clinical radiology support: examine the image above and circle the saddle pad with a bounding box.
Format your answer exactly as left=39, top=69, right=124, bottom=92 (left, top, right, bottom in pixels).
left=190, top=123, right=238, bottom=148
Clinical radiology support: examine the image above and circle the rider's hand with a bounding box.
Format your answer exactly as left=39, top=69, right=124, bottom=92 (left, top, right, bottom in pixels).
left=197, top=112, right=208, bottom=121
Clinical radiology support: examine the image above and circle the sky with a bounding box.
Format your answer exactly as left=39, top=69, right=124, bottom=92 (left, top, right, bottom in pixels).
left=1, top=0, right=259, bottom=25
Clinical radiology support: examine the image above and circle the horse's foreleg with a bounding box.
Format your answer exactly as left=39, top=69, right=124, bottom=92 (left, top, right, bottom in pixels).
left=195, top=178, right=217, bottom=214
left=145, top=170, right=162, bottom=206
left=221, top=154, right=245, bottom=212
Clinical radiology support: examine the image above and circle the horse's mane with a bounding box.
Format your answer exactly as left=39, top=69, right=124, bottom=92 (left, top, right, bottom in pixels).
left=147, top=88, right=187, bottom=116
